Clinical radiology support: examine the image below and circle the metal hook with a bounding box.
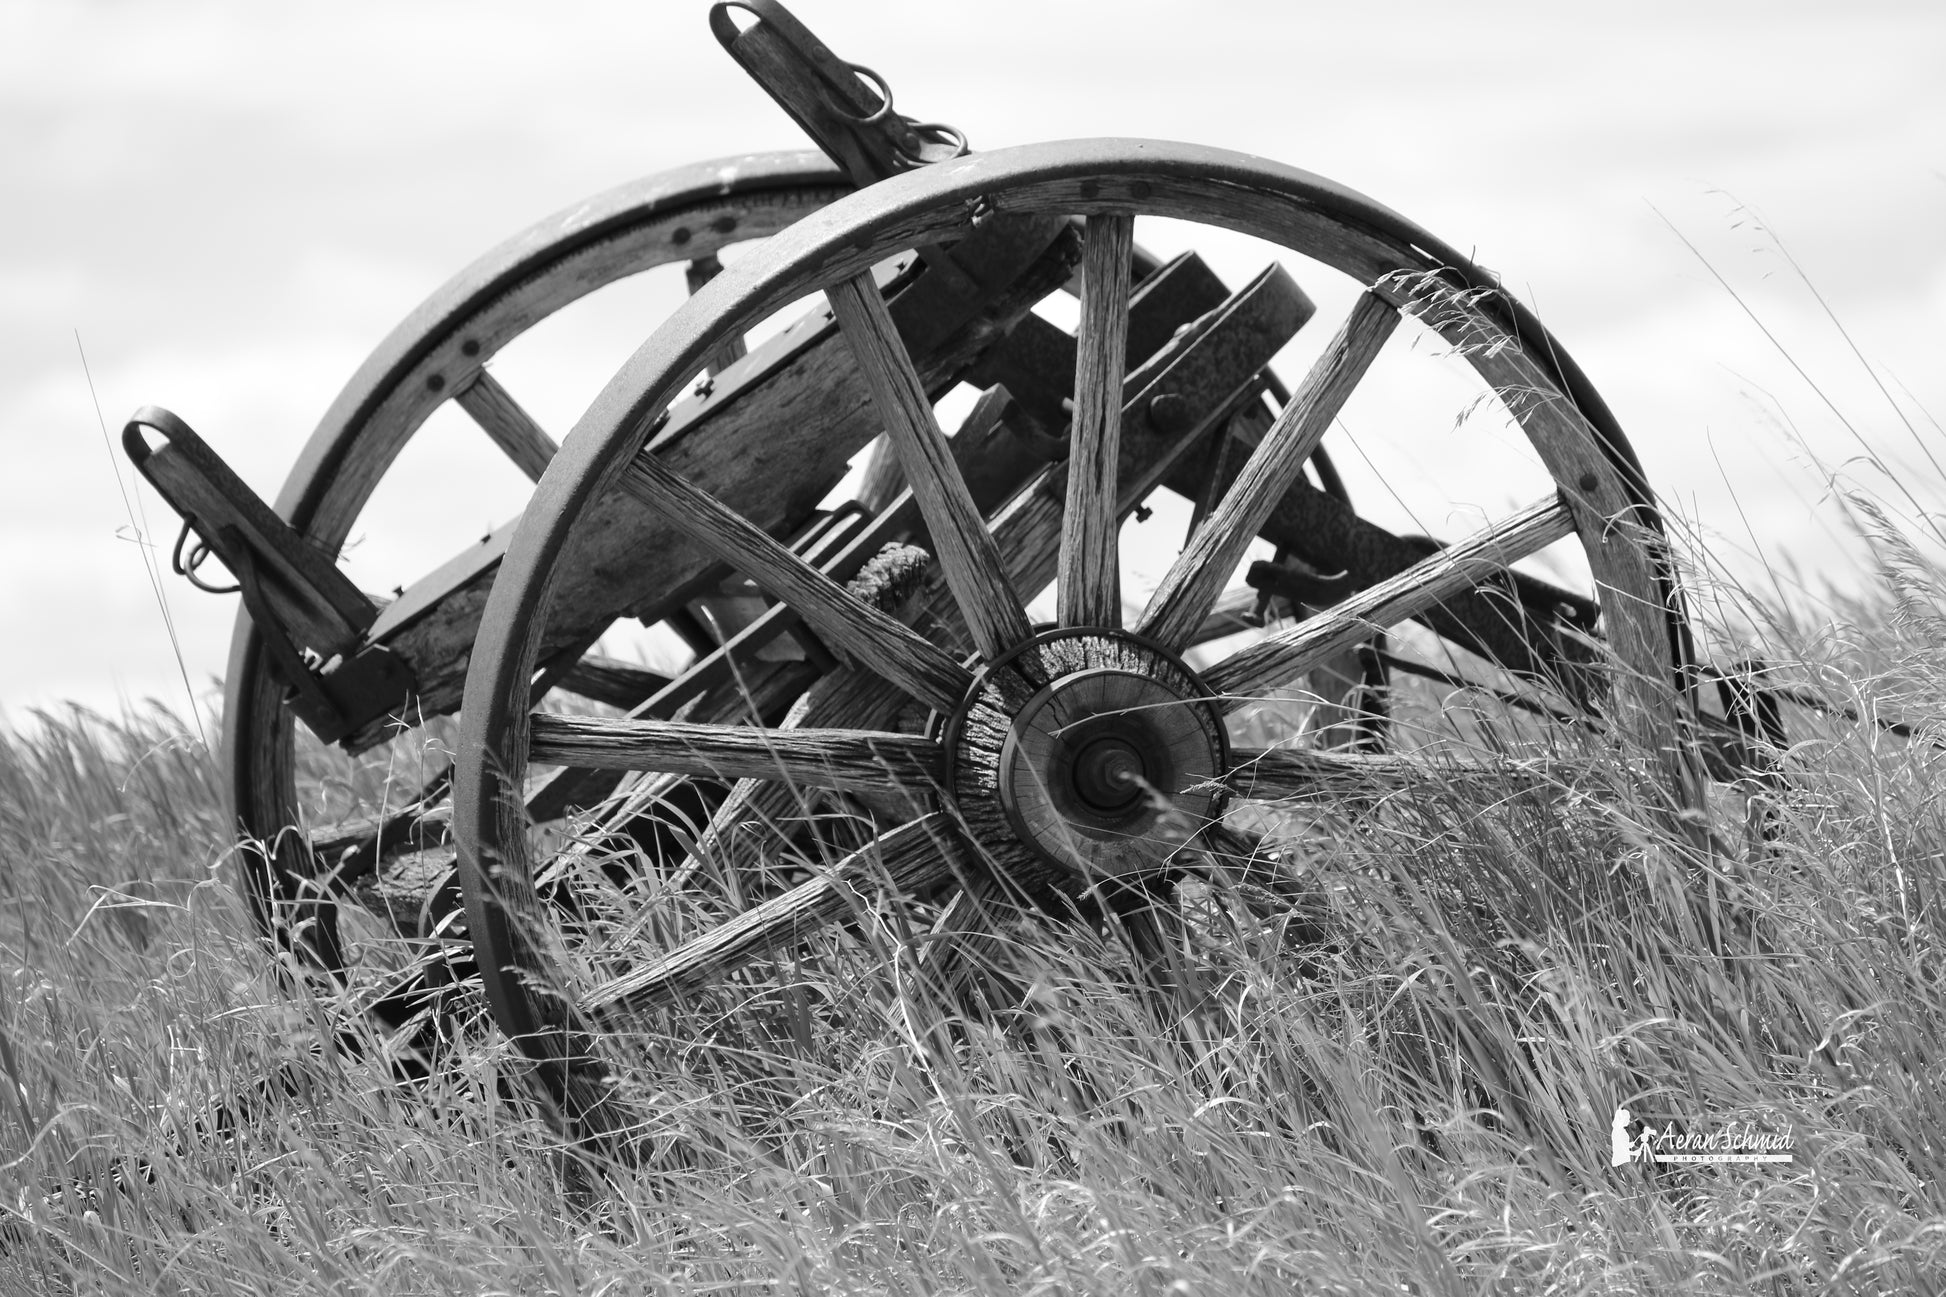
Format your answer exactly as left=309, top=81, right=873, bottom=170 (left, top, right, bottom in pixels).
left=172, top=518, right=240, bottom=594
left=833, top=61, right=895, bottom=125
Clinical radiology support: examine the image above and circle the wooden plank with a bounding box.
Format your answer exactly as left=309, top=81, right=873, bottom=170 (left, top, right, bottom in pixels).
left=853, top=377, right=1036, bottom=520
left=1058, top=212, right=1135, bottom=629
left=1136, top=291, right=1397, bottom=649
left=453, top=369, right=558, bottom=484
left=526, top=715, right=941, bottom=791
left=828, top=273, right=1034, bottom=660
left=1205, top=496, right=1577, bottom=709
left=585, top=814, right=960, bottom=1016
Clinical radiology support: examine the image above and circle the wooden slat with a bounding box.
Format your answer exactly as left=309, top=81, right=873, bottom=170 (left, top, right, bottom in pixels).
left=453, top=369, right=558, bottom=484
left=1137, top=291, right=1397, bottom=649
left=556, top=653, right=672, bottom=710
left=526, top=714, right=940, bottom=792
left=1205, top=496, right=1577, bottom=709
left=1058, top=212, right=1135, bottom=629
left=585, top=815, right=960, bottom=1016
left=308, top=790, right=452, bottom=882
left=827, top=273, right=1034, bottom=660
left=619, top=452, right=973, bottom=714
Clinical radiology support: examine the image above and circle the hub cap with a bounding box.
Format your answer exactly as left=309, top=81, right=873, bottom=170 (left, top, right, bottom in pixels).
left=945, top=630, right=1228, bottom=889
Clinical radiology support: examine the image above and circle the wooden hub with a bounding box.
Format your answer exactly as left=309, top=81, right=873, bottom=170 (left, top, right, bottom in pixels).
left=944, top=630, right=1228, bottom=887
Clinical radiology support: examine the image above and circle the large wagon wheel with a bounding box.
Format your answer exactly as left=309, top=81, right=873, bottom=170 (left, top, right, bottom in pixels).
left=451, top=139, right=1709, bottom=1143
left=222, top=151, right=851, bottom=1000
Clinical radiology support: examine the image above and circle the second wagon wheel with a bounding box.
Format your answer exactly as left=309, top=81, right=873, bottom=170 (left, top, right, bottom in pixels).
left=221, top=151, right=854, bottom=1013
left=452, top=139, right=1709, bottom=1143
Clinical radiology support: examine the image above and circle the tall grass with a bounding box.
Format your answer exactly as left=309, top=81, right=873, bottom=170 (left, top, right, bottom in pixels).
left=5, top=531, right=1946, bottom=1294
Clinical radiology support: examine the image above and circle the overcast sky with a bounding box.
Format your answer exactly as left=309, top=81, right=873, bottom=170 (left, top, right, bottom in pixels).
left=4, top=0, right=1942, bottom=725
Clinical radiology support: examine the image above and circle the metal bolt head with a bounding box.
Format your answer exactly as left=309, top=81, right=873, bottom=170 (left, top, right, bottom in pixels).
left=1148, top=391, right=1191, bottom=435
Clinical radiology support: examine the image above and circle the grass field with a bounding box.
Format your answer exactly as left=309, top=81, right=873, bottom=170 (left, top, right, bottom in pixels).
left=9, top=366, right=1946, bottom=1297
left=5, top=527, right=1945, bottom=1296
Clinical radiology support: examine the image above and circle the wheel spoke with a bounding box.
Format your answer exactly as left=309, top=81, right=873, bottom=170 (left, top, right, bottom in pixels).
left=454, top=369, right=558, bottom=484
left=915, top=264, right=1316, bottom=639
left=584, top=814, right=962, bottom=1017
left=621, top=452, right=973, bottom=713
left=1058, top=212, right=1135, bottom=629
left=526, top=714, right=941, bottom=792
left=670, top=532, right=937, bottom=897
left=1204, top=495, right=1577, bottom=710
left=827, top=272, right=1033, bottom=659
left=1224, top=746, right=1568, bottom=801
left=1137, top=291, right=1396, bottom=649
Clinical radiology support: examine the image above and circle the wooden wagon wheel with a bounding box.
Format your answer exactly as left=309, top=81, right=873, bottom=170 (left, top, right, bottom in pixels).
left=212, top=138, right=1358, bottom=1035
left=222, top=151, right=852, bottom=991
left=450, top=138, right=1709, bottom=1143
